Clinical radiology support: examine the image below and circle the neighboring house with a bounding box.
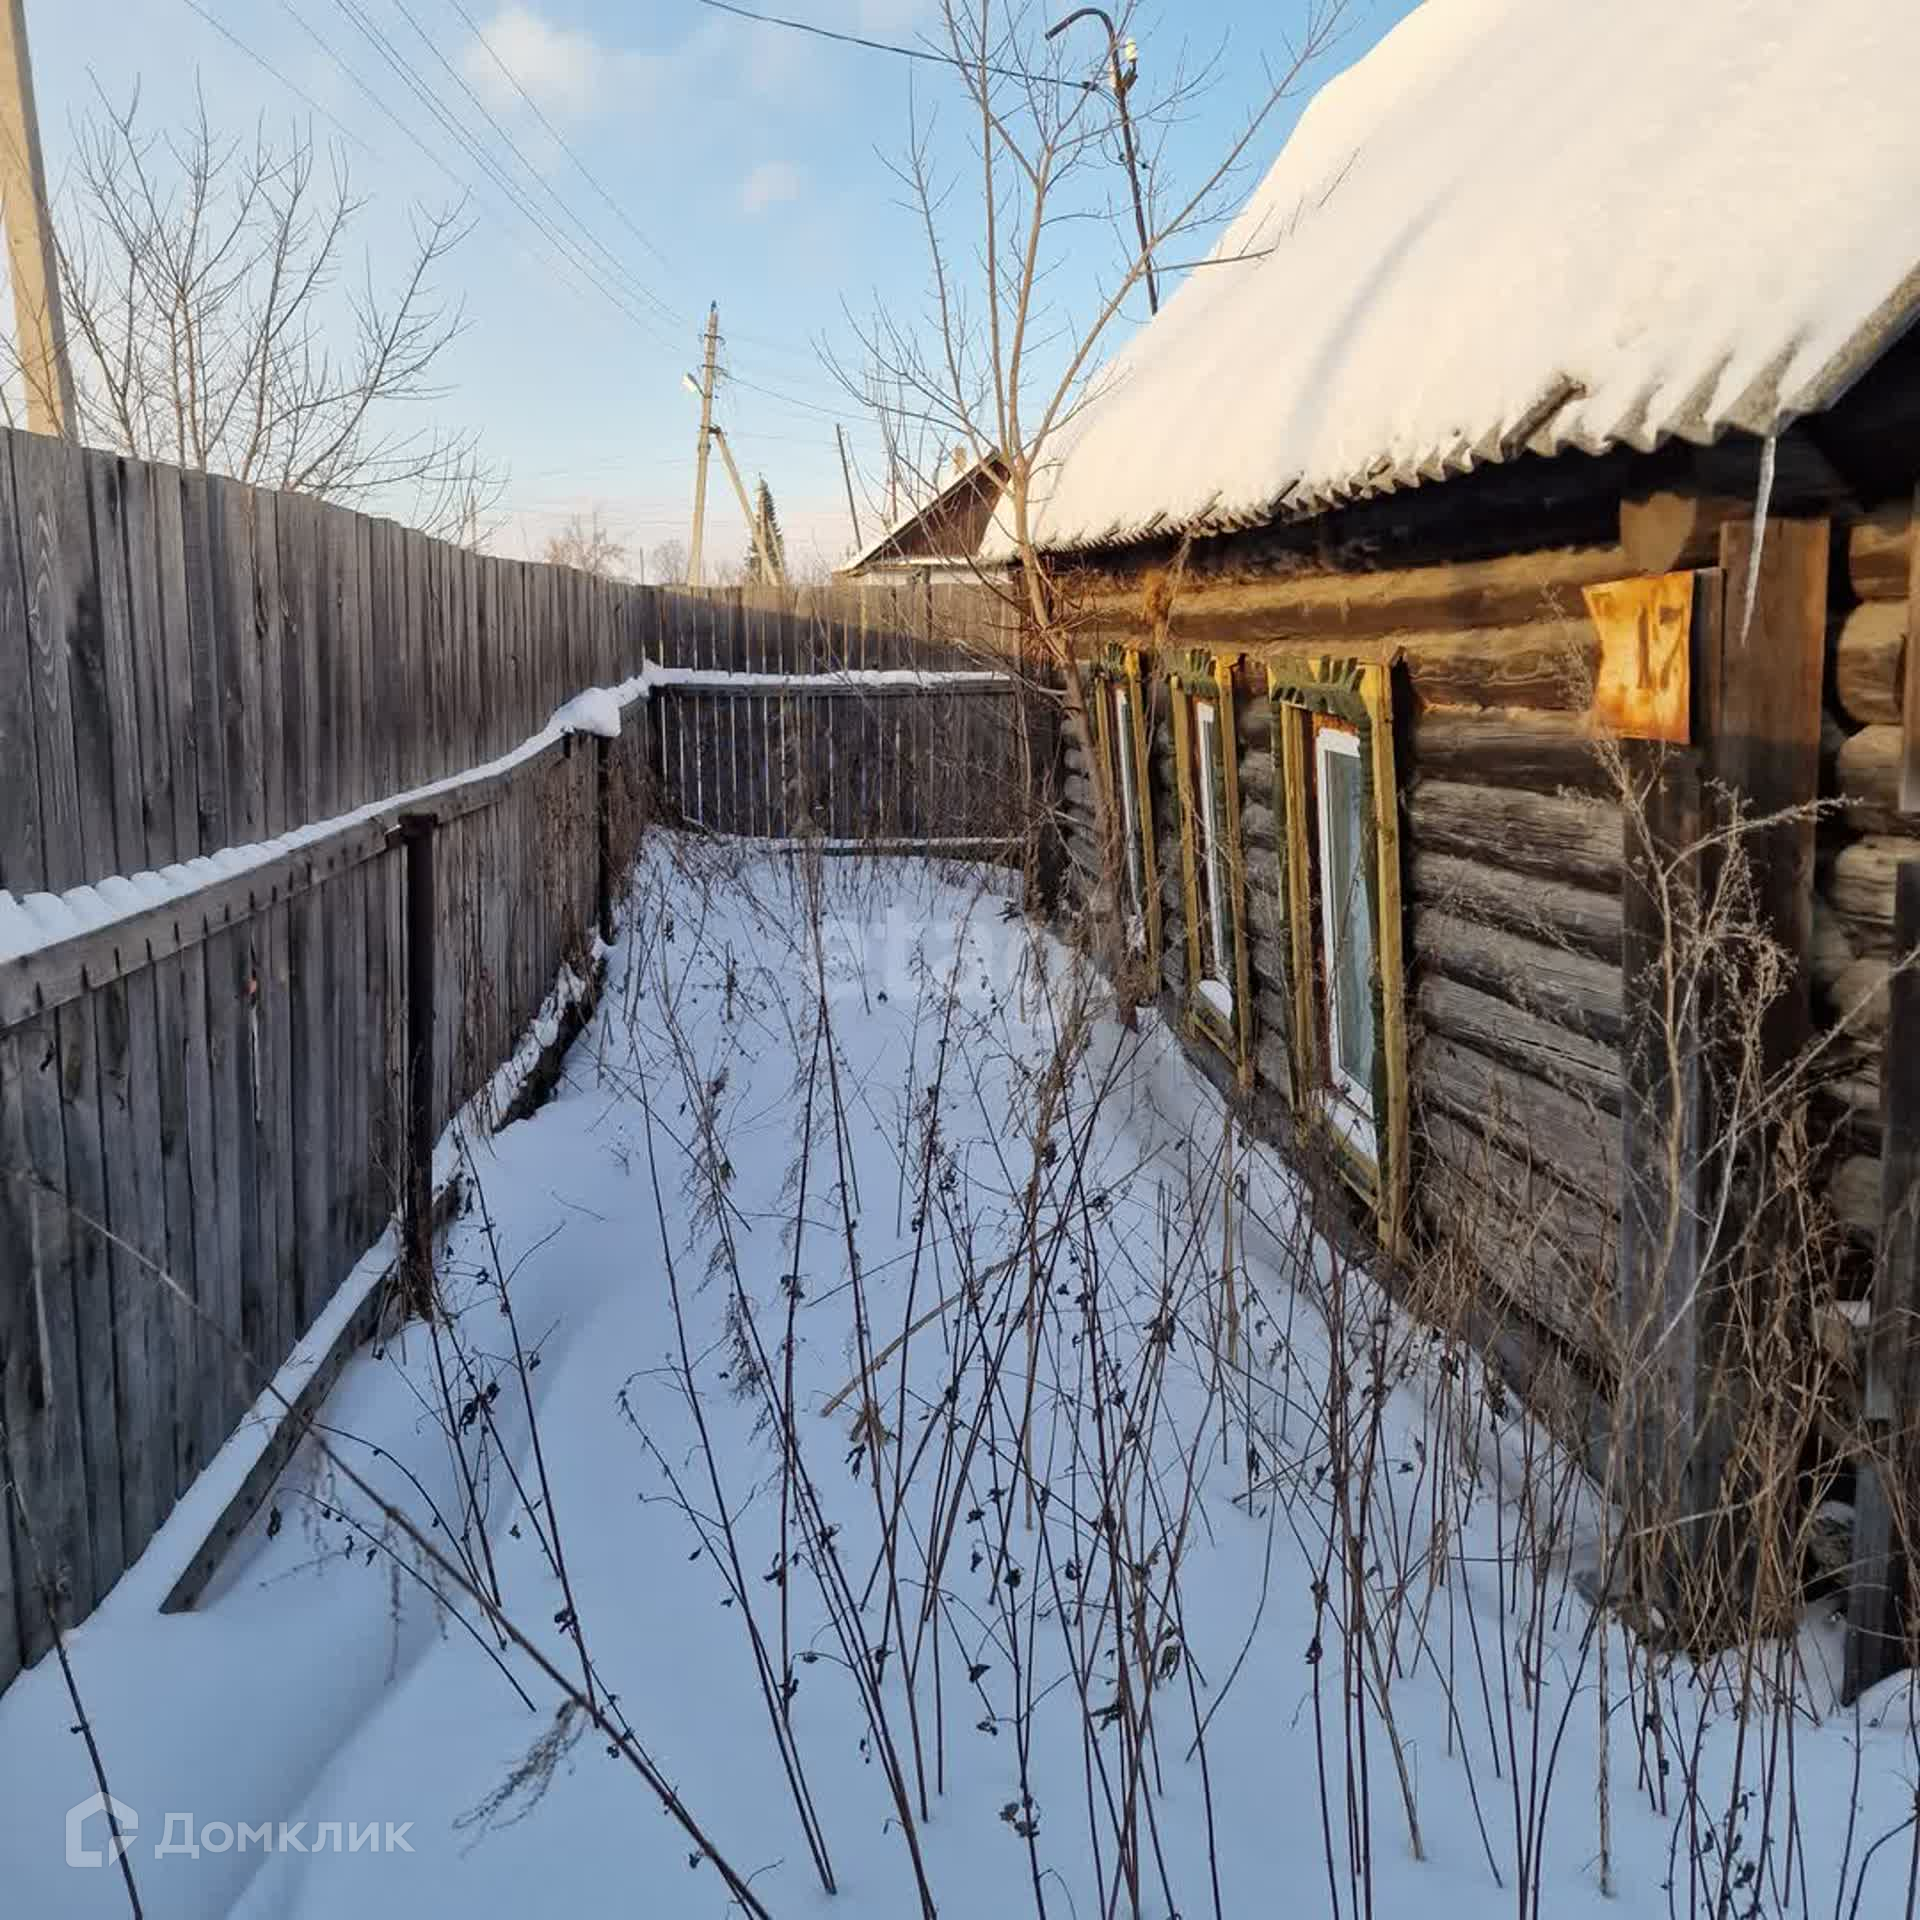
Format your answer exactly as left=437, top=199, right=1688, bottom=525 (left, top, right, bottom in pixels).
left=1012, top=0, right=1920, bottom=1671
left=838, top=450, right=1009, bottom=590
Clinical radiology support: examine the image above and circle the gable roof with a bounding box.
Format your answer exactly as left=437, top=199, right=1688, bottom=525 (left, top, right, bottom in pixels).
left=842, top=452, right=1009, bottom=575
left=1011, top=0, right=1920, bottom=557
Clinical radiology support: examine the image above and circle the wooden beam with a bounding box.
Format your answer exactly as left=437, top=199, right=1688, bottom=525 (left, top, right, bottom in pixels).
left=0, top=0, right=73, bottom=437
left=0, top=734, right=575, bottom=1029
left=1847, top=857, right=1920, bottom=1700
left=1902, top=483, right=1920, bottom=815
left=1620, top=491, right=1746, bottom=576
left=1611, top=527, right=1826, bottom=1615
left=1716, top=518, right=1830, bottom=1063
left=1614, top=633, right=1710, bottom=1592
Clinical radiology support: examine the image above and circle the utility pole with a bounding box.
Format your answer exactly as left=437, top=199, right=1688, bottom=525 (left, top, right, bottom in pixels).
left=835, top=423, right=862, bottom=551
left=709, top=426, right=783, bottom=583
left=686, top=302, right=719, bottom=586
left=1047, top=9, right=1158, bottom=314
left=0, top=0, right=74, bottom=436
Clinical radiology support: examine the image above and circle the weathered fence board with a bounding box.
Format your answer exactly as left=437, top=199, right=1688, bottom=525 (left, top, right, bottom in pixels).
left=0, top=411, right=1026, bottom=1694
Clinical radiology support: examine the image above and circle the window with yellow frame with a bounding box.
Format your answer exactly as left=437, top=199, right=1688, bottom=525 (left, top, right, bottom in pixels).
left=1267, top=654, right=1409, bottom=1248
left=1170, top=651, right=1253, bottom=1079
left=1087, top=648, right=1161, bottom=972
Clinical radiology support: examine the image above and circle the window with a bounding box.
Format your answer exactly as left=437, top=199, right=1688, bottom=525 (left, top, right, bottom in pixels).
left=1268, top=655, right=1408, bottom=1245
left=1111, top=680, right=1148, bottom=950
left=1172, top=656, right=1249, bottom=1071
left=1088, top=654, right=1158, bottom=969
left=1313, top=721, right=1376, bottom=1157
left=1193, top=697, right=1233, bottom=1019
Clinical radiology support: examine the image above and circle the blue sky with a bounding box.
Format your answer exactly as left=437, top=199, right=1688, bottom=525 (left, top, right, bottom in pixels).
left=18, top=0, right=1420, bottom=572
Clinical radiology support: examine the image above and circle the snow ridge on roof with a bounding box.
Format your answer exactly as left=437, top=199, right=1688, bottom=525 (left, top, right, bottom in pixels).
left=1012, top=0, right=1920, bottom=557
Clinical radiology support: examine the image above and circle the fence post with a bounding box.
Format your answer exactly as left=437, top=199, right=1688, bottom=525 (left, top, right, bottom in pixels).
left=1847, top=857, right=1920, bottom=1700
left=399, top=813, right=436, bottom=1317
left=595, top=733, right=614, bottom=943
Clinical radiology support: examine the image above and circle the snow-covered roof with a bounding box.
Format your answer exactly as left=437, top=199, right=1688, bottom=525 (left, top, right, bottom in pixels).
left=1010, top=0, right=1920, bottom=557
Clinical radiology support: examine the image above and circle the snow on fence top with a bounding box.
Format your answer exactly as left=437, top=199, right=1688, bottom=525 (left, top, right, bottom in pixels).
left=0, top=662, right=1012, bottom=975
left=998, top=0, right=1920, bottom=557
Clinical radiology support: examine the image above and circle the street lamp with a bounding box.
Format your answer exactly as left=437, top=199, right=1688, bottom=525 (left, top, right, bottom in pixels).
left=1046, top=7, right=1159, bottom=315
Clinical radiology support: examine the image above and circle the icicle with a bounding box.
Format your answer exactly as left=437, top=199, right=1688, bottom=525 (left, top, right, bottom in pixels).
left=1736, top=432, right=1777, bottom=651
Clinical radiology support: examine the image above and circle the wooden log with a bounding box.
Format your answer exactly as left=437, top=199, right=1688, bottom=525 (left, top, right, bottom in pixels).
left=1831, top=834, right=1920, bottom=948
left=1419, top=1108, right=1613, bottom=1361
left=1243, top=844, right=1281, bottom=909
left=1415, top=908, right=1622, bottom=1044
left=1848, top=504, right=1912, bottom=601
left=1905, top=486, right=1920, bottom=816
left=1408, top=705, right=1613, bottom=795
left=1831, top=1153, right=1883, bottom=1243
left=1830, top=956, right=1891, bottom=1044
left=1834, top=725, right=1913, bottom=835
left=1253, top=1031, right=1293, bottom=1106
left=1400, top=621, right=1600, bottom=712
left=1410, top=849, right=1622, bottom=963
left=1814, top=1070, right=1883, bottom=1159
left=1407, top=778, right=1621, bottom=892
left=1835, top=600, right=1906, bottom=726
left=1416, top=969, right=1619, bottom=1110
left=1812, top=896, right=1860, bottom=996
left=1620, top=491, right=1747, bottom=576
left=1413, top=1031, right=1617, bottom=1202
left=1082, top=543, right=1632, bottom=646
left=1846, top=857, right=1920, bottom=1698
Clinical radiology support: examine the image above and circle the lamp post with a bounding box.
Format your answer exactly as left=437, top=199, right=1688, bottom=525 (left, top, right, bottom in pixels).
left=1046, top=7, right=1158, bottom=314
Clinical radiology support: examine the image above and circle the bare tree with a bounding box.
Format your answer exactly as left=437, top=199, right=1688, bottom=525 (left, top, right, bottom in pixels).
left=831, top=1, right=1351, bottom=915
left=648, top=537, right=688, bottom=585
left=12, top=83, right=501, bottom=541
left=542, top=507, right=629, bottom=579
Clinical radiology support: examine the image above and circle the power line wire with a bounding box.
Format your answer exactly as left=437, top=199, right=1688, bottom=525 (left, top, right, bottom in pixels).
left=176, top=0, right=378, bottom=155
left=280, top=0, right=684, bottom=350
left=391, top=0, right=679, bottom=328
left=722, top=368, right=857, bottom=421
left=444, top=0, right=674, bottom=277
left=692, top=0, right=1097, bottom=92
left=319, top=0, right=682, bottom=351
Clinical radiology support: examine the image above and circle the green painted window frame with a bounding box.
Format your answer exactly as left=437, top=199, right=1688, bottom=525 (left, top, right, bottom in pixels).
left=1172, top=653, right=1253, bottom=1079
left=1088, top=648, right=1161, bottom=973
left=1267, top=655, right=1409, bottom=1248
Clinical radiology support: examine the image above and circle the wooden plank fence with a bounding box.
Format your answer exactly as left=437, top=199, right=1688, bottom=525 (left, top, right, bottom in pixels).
left=650, top=674, right=1027, bottom=846
left=0, top=424, right=1033, bottom=1695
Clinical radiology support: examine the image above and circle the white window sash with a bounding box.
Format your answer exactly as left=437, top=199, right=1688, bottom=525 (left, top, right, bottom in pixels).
left=1113, top=682, right=1146, bottom=945
left=1314, top=723, right=1375, bottom=1156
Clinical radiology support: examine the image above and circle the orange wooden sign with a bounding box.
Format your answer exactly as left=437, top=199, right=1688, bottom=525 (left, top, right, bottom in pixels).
left=1584, top=571, right=1694, bottom=744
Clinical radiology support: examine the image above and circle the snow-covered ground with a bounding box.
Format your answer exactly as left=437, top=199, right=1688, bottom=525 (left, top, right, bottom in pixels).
left=3, top=839, right=1917, bottom=1919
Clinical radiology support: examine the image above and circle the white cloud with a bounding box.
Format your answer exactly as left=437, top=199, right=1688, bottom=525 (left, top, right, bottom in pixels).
left=740, top=161, right=802, bottom=216
left=461, top=6, right=609, bottom=122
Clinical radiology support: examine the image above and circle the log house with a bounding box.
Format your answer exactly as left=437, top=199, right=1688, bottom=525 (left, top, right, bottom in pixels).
left=1007, top=0, right=1920, bottom=1676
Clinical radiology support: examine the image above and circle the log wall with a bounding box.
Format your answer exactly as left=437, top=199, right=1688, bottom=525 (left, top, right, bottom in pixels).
left=1057, top=544, right=1629, bottom=1388
left=1819, top=506, right=1920, bottom=1258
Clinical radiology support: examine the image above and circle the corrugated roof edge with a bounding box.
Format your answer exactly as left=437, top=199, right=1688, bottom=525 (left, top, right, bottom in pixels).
left=1005, top=262, right=1920, bottom=564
